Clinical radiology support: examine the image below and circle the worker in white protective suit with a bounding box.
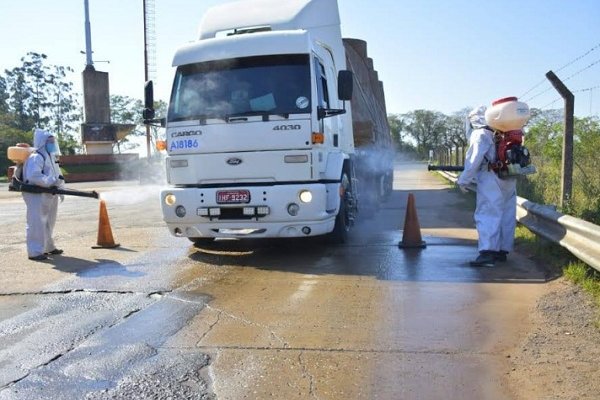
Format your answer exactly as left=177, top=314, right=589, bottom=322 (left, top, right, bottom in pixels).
left=457, top=106, right=517, bottom=267
left=22, top=129, right=65, bottom=261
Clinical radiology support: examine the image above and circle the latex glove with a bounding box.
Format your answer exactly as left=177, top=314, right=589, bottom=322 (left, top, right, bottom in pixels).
left=458, top=184, right=469, bottom=194
left=57, top=175, right=66, bottom=188
left=59, top=194, right=65, bottom=203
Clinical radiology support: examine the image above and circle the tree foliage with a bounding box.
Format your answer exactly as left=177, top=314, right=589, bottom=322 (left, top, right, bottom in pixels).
left=519, top=114, right=600, bottom=223
left=0, top=127, right=32, bottom=175
left=110, top=94, right=144, bottom=154
left=1, top=52, right=80, bottom=155
left=388, top=105, right=600, bottom=224
left=109, top=95, right=167, bottom=157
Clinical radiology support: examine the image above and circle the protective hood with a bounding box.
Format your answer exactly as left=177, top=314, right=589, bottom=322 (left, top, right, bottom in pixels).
left=32, top=128, right=61, bottom=155
left=468, top=106, right=487, bottom=129
left=465, top=105, right=487, bottom=140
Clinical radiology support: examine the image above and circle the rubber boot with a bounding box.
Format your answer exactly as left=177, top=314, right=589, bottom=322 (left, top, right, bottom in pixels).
left=495, top=251, right=508, bottom=262
left=470, top=251, right=496, bottom=267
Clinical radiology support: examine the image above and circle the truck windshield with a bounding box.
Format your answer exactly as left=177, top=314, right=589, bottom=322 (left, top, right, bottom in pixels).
left=168, top=54, right=311, bottom=122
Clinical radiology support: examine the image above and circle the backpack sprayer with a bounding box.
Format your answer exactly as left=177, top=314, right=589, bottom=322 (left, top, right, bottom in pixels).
left=7, top=144, right=99, bottom=199
left=428, top=97, right=536, bottom=178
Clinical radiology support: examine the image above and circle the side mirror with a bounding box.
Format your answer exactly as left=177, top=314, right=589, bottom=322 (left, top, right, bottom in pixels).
left=143, top=80, right=155, bottom=121
left=144, top=80, right=154, bottom=109
left=337, top=70, right=353, bottom=101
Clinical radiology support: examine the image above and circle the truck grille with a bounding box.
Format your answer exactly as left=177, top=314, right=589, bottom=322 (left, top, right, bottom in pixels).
left=197, top=206, right=270, bottom=221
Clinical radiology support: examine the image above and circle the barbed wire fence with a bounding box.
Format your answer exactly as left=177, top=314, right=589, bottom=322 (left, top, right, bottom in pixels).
left=522, top=42, right=600, bottom=116
left=518, top=43, right=600, bottom=220
left=430, top=42, right=600, bottom=221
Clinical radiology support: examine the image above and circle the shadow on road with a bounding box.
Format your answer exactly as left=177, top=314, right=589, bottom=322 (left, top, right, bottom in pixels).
left=40, top=255, right=145, bottom=278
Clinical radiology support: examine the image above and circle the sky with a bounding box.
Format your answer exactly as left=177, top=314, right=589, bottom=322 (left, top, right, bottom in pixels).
left=0, top=0, right=599, bottom=118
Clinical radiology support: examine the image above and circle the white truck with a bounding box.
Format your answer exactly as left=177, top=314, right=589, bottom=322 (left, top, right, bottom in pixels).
left=143, top=0, right=393, bottom=244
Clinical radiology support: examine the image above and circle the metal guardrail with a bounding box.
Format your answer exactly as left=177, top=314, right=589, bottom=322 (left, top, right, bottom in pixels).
left=435, top=170, right=600, bottom=272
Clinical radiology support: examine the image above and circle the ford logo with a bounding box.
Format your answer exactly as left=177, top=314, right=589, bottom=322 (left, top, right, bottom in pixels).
left=226, top=158, right=242, bottom=166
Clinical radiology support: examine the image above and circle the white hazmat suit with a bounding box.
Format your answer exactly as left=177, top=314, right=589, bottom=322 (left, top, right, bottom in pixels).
left=22, top=129, right=64, bottom=260
left=457, top=107, right=517, bottom=266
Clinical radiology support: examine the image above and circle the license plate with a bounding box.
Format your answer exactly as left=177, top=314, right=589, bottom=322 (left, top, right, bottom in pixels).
left=216, top=190, right=251, bottom=204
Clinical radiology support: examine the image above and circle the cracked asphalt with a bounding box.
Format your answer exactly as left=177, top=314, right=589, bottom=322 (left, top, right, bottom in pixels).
left=0, top=162, right=555, bottom=399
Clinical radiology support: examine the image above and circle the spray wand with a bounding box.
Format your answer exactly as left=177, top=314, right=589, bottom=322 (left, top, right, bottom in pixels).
left=427, top=165, right=464, bottom=172
left=9, top=177, right=99, bottom=199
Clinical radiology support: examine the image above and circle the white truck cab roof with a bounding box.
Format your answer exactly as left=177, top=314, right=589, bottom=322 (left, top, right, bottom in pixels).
left=172, top=30, right=311, bottom=67
left=198, top=0, right=340, bottom=40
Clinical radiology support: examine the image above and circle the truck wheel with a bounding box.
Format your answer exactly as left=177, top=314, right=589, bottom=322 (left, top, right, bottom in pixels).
left=329, top=174, right=351, bottom=244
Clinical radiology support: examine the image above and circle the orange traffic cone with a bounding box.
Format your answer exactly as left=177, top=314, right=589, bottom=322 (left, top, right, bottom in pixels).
left=398, top=193, right=426, bottom=249
left=92, top=200, right=120, bottom=249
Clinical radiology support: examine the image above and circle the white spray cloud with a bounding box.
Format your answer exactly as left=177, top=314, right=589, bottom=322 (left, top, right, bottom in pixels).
left=98, top=185, right=162, bottom=206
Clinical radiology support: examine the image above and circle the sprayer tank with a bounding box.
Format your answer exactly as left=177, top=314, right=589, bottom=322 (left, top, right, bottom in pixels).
left=7, top=146, right=34, bottom=164
left=485, top=97, right=530, bottom=132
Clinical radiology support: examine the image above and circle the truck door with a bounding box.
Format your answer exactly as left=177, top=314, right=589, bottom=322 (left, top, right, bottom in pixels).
left=313, top=57, right=339, bottom=147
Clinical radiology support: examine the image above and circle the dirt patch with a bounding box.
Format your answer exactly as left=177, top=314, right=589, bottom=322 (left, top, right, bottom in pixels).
left=508, top=278, right=600, bottom=399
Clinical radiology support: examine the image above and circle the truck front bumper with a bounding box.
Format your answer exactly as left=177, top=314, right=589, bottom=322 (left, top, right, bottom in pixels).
left=160, top=183, right=340, bottom=239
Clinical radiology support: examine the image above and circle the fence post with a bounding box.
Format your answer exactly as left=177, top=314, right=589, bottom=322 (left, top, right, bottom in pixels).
left=545, top=70, right=574, bottom=209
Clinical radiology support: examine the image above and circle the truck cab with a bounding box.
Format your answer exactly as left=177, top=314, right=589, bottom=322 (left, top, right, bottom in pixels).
left=145, top=0, right=357, bottom=243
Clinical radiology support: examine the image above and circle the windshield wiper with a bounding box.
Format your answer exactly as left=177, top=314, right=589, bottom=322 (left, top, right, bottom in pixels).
left=225, top=111, right=290, bottom=122
left=170, top=114, right=227, bottom=124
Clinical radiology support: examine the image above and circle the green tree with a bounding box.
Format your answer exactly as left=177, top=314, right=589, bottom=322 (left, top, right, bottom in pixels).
left=519, top=112, right=600, bottom=223
left=0, top=75, right=9, bottom=115
left=388, top=113, right=405, bottom=149
left=402, top=109, right=447, bottom=157
left=446, top=109, right=470, bottom=164
left=2, top=52, right=81, bottom=154
left=0, top=125, right=32, bottom=175
left=4, top=66, right=34, bottom=131
left=20, top=52, right=51, bottom=127
left=46, top=65, right=80, bottom=135
left=110, top=95, right=144, bottom=154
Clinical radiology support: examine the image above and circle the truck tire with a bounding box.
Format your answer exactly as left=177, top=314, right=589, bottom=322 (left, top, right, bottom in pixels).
left=328, top=173, right=351, bottom=244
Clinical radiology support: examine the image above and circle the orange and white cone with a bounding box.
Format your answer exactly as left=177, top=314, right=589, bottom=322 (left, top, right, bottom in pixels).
left=92, top=200, right=120, bottom=249
left=398, top=193, right=426, bottom=249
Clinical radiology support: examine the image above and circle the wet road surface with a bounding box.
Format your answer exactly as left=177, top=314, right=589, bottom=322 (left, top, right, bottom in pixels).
left=0, top=161, right=554, bottom=399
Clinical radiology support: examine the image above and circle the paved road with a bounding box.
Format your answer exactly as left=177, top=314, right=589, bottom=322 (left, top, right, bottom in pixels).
left=0, top=161, right=553, bottom=399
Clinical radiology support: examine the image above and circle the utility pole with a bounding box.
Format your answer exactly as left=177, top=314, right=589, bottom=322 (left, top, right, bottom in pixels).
left=84, top=0, right=94, bottom=69
left=143, top=0, right=151, bottom=161
left=545, top=70, right=574, bottom=209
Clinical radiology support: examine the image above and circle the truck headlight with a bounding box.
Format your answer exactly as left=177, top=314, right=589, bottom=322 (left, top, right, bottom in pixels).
left=299, top=190, right=312, bottom=203
left=165, top=194, right=176, bottom=206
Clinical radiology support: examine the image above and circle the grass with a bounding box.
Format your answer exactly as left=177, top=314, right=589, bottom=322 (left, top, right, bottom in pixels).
left=515, top=224, right=600, bottom=328
left=514, top=225, right=572, bottom=267
left=563, top=262, right=600, bottom=308
left=0, top=176, right=7, bottom=183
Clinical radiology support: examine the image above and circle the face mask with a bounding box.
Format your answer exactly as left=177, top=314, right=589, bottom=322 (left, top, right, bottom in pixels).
left=45, top=142, right=57, bottom=154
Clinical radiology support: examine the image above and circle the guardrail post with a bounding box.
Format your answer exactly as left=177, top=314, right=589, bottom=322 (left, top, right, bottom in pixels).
left=545, top=70, right=574, bottom=209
